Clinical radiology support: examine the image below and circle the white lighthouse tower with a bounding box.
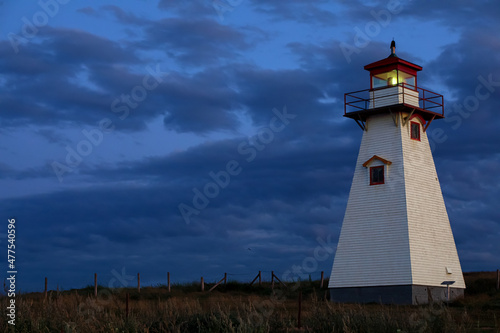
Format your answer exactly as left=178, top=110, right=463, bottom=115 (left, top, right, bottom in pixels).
left=329, top=41, right=465, bottom=304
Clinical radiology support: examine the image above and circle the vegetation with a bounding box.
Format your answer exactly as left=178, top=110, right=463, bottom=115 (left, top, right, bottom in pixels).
left=1, top=271, right=499, bottom=332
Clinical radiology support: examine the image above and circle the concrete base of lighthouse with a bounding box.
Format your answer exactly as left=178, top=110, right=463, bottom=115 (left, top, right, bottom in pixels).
left=330, top=285, right=464, bottom=305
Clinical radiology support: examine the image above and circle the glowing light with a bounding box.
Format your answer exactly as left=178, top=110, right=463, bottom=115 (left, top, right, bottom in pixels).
left=392, top=77, right=397, bottom=85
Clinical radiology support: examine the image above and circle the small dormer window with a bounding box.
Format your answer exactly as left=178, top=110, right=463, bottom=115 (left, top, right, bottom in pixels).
left=370, top=166, right=385, bottom=185
left=411, top=121, right=420, bottom=141
left=363, top=155, right=391, bottom=186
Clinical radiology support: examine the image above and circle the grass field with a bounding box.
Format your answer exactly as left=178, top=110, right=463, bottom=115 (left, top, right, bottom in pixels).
left=1, top=271, right=499, bottom=332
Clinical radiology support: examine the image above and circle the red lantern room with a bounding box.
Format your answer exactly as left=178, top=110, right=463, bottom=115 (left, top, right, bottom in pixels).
left=365, top=40, right=420, bottom=90
left=344, top=41, right=444, bottom=131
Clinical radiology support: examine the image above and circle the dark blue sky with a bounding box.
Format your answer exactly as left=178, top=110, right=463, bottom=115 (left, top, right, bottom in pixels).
left=0, top=1, right=499, bottom=292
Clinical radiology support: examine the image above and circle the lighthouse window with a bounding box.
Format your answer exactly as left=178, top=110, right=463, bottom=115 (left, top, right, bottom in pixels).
left=411, top=122, right=420, bottom=141
left=372, top=69, right=398, bottom=89
left=398, top=71, right=416, bottom=89
left=370, top=166, right=385, bottom=185
left=371, top=70, right=416, bottom=89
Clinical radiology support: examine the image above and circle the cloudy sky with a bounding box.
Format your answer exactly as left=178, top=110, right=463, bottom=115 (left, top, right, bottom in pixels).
left=1, top=0, right=499, bottom=292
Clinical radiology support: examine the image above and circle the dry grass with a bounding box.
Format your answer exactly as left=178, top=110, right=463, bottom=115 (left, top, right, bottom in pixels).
left=1, top=272, right=499, bottom=332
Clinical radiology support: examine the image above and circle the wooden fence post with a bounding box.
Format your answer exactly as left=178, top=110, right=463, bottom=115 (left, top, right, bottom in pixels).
left=320, top=271, right=324, bottom=288
left=497, top=269, right=499, bottom=290
left=259, top=271, right=261, bottom=286
left=297, top=290, right=302, bottom=329
left=126, top=293, right=129, bottom=319
left=167, top=272, right=171, bottom=292
left=209, top=274, right=229, bottom=292
left=137, top=273, right=140, bottom=293
left=94, top=273, right=97, bottom=297
left=201, top=277, right=204, bottom=291
left=271, top=271, right=287, bottom=288
left=44, top=277, right=47, bottom=300
left=271, top=271, right=275, bottom=290
left=250, top=271, right=261, bottom=286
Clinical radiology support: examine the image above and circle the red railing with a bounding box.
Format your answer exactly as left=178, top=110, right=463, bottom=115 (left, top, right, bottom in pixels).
left=344, top=83, right=444, bottom=116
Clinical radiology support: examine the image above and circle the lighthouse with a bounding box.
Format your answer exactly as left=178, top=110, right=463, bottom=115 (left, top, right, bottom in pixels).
left=328, top=41, right=465, bottom=304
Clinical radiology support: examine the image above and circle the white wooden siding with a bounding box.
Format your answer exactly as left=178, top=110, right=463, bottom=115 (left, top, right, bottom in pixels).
left=329, top=112, right=465, bottom=289
left=369, top=86, right=419, bottom=109
left=330, top=114, right=412, bottom=287
left=402, top=116, right=465, bottom=288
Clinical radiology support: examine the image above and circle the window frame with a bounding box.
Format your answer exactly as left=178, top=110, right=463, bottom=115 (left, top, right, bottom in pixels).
left=369, top=165, right=385, bottom=185
left=370, top=68, right=417, bottom=91
left=410, top=121, right=421, bottom=141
